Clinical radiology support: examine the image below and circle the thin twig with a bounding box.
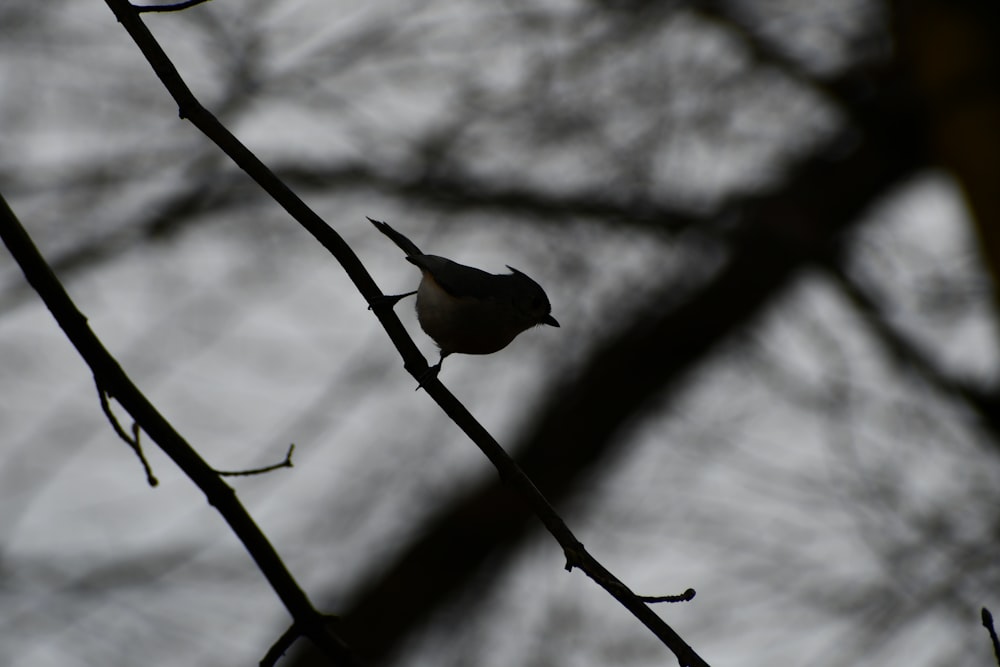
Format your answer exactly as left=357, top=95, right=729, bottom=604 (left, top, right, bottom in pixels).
left=260, top=615, right=341, bottom=667
left=641, top=589, right=697, bottom=604
left=215, top=443, right=295, bottom=477
left=984, top=608, right=1000, bottom=667
left=132, top=0, right=213, bottom=13
left=95, top=377, right=159, bottom=486
left=261, top=622, right=303, bottom=667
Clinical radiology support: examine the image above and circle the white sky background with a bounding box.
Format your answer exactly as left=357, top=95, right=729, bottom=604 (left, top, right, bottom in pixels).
left=1, top=1, right=999, bottom=666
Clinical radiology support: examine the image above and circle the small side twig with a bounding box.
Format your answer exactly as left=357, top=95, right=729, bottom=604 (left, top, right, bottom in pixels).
left=261, top=614, right=345, bottom=667
left=96, top=378, right=158, bottom=487
left=132, top=0, right=213, bottom=13
left=640, top=589, right=697, bottom=604
left=984, top=608, right=1000, bottom=667
left=260, top=621, right=302, bottom=667
left=215, top=444, right=296, bottom=478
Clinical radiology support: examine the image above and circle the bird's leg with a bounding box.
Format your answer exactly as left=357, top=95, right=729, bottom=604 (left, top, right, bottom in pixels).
left=415, top=351, right=450, bottom=391
left=368, top=290, right=417, bottom=313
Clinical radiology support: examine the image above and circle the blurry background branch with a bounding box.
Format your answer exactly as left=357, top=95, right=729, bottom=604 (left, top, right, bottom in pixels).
left=306, top=52, right=928, bottom=664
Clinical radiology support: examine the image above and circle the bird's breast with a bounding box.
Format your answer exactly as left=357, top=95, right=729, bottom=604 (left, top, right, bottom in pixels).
left=414, top=273, right=526, bottom=355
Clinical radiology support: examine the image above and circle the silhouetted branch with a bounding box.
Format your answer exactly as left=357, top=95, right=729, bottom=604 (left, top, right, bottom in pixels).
left=262, top=615, right=341, bottom=667
left=132, top=0, right=213, bottom=12
left=96, top=378, right=159, bottom=486
left=985, top=608, right=1000, bottom=667
left=215, top=443, right=295, bottom=477
left=261, top=622, right=302, bottom=667
left=0, top=192, right=357, bottom=665
left=641, top=589, right=697, bottom=604
left=101, top=1, right=711, bottom=664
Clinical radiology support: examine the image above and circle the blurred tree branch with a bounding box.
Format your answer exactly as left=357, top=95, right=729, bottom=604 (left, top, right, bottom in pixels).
left=892, top=0, right=1000, bottom=318
left=822, top=257, right=1000, bottom=438
left=312, top=3, right=1000, bottom=664
left=309, top=53, right=927, bottom=662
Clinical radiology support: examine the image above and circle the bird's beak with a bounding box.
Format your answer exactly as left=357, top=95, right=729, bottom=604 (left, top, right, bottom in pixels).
left=542, top=314, right=560, bottom=327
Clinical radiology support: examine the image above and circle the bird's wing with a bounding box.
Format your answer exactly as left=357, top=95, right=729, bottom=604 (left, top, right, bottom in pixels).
left=407, top=255, right=503, bottom=300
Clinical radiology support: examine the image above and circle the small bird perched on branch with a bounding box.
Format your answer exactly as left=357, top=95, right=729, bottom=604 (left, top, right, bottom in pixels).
left=369, top=217, right=559, bottom=381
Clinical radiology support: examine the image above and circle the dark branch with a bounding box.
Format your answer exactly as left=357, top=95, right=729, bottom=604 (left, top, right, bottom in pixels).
left=132, top=0, right=213, bottom=13
left=100, top=1, right=710, bottom=664
left=641, top=589, right=697, bottom=604
left=985, top=608, right=1000, bottom=667
left=96, top=378, right=159, bottom=486
left=0, top=190, right=356, bottom=666
left=261, top=621, right=304, bottom=667
left=261, top=614, right=342, bottom=667
left=215, top=443, right=295, bottom=477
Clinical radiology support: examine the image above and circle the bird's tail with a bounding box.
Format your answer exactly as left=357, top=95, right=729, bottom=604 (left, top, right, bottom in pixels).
left=368, top=217, right=423, bottom=257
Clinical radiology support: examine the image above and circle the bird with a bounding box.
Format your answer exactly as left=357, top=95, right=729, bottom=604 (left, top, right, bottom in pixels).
left=369, top=217, right=559, bottom=382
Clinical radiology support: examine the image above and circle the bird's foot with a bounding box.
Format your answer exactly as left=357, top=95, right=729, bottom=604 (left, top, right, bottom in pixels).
left=414, top=361, right=442, bottom=391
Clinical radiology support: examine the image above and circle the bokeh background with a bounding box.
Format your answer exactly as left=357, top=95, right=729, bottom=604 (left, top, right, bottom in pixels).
left=2, top=1, right=999, bottom=665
